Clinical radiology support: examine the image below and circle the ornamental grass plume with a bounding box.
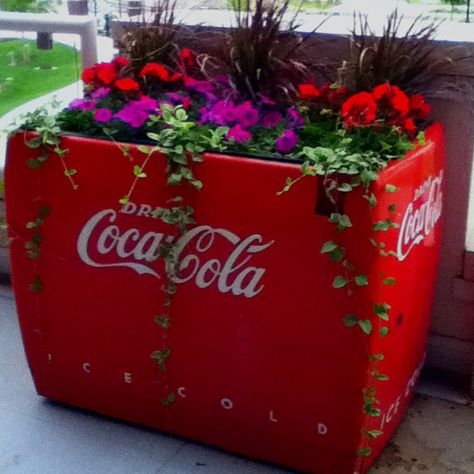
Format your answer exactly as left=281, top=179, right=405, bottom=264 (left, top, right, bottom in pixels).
left=117, top=0, right=185, bottom=75
left=340, top=9, right=473, bottom=96
left=202, top=0, right=314, bottom=104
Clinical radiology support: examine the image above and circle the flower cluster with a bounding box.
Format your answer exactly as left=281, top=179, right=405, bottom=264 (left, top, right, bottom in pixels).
left=340, top=84, right=431, bottom=136
left=64, top=51, right=431, bottom=157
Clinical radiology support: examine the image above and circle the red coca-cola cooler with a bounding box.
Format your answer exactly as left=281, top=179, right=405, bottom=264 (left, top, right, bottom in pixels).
left=4, top=124, right=445, bottom=474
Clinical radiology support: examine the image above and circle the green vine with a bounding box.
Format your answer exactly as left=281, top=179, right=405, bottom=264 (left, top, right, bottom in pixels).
left=13, top=106, right=78, bottom=190
left=278, top=132, right=424, bottom=465
left=113, top=105, right=229, bottom=406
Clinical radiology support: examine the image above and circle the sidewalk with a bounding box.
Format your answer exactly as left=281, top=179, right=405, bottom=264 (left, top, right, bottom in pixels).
left=1, top=283, right=473, bottom=474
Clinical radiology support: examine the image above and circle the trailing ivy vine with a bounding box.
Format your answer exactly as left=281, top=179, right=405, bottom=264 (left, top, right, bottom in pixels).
left=280, top=132, right=425, bottom=467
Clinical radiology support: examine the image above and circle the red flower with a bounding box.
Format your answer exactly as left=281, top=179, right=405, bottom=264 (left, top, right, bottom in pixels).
left=139, top=63, right=170, bottom=81
left=372, top=83, right=410, bottom=116
left=410, top=94, right=431, bottom=120
left=320, top=83, right=348, bottom=106
left=341, top=92, right=378, bottom=128
left=168, top=72, right=183, bottom=82
left=115, top=78, right=140, bottom=91
left=180, top=48, right=196, bottom=67
left=112, top=56, right=129, bottom=68
left=403, top=117, right=416, bottom=134
left=298, top=83, right=320, bottom=100
left=96, top=63, right=117, bottom=85
left=81, top=67, right=95, bottom=84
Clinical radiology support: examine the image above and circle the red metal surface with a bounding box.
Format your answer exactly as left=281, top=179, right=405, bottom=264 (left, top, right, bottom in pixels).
left=4, top=124, right=445, bottom=473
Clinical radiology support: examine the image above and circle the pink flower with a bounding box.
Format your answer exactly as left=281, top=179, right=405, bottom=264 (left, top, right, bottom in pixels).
left=262, top=111, right=283, bottom=128
left=166, top=93, right=192, bottom=110
left=68, top=99, right=96, bottom=111
left=91, top=87, right=111, bottom=99
left=234, top=101, right=259, bottom=128
left=115, top=103, right=149, bottom=128
left=94, top=108, right=113, bottom=123
left=275, top=129, right=298, bottom=154
left=226, top=124, right=252, bottom=143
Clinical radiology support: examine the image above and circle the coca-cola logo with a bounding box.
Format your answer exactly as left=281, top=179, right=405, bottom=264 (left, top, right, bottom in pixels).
left=77, top=203, right=275, bottom=298
left=396, top=170, right=444, bottom=262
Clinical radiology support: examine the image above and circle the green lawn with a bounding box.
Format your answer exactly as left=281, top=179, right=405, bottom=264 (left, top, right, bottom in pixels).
left=0, top=39, right=80, bottom=118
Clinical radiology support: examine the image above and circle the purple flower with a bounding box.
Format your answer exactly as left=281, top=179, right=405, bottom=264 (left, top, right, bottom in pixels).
left=166, top=92, right=182, bottom=103
left=226, top=124, right=252, bottom=143
left=68, top=98, right=96, bottom=111
left=275, top=129, right=298, bottom=154
left=234, top=101, right=259, bottom=128
left=262, top=111, right=283, bottom=129
left=94, top=108, right=113, bottom=123
left=210, top=100, right=236, bottom=125
left=184, top=77, right=214, bottom=95
left=198, top=106, right=211, bottom=124
left=115, top=103, right=149, bottom=128
left=134, top=96, right=158, bottom=112
left=287, top=108, right=304, bottom=128
left=91, top=87, right=111, bottom=99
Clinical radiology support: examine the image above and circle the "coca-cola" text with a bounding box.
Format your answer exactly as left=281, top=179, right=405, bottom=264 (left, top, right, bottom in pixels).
left=396, top=170, right=444, bottom=261
left=77, top=206, right=275, bottom=298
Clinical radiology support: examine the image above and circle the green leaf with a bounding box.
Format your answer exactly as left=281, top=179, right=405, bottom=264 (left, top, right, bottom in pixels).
left=380, top=327, right=389, bottom=337
left=417, top=131, right=426, bottom=145
left=367, top=430, right=384, bottom=439
left=29, top=275, right=44, bottom=292
left=64, top=169, right=77, bottom=177
left=374, top=303, right=390, bottom=321
left=27, top=159, right=42, bottom=169
left=357, top=447, right=372, bottom=457
left=133, top=165, right=147, bottom=178
left=151, top=348, right=171, bottom=372
left=38, top=207, right=50, bottom=219
left=383, top=277, right=397, bottom=286
left=369, top=353, right=384, bottom=361
left=329, top=247, right=344, bottom=262
left=160, top=392, right=176, bottom=406
left=373, top=371, right=390, bottom=382
left=361, top=170, right=377, bottom=185
left=154, top=315, right=170, bottom=329
left=388, top=203, right=397, bottom=212
left=119, top=195, right=129, bottom=205
left=337, top=214, right=352, bottom=231
left=343, top=314, right=358, bottom=328
left=337, top=182, right=352, bottom=192
left=365, top=193, right=377, bottom=209
left=358, top=319, right=372, bottom=335
left=355, top=274, right=368, bottom=286
left=385, top=184, right=398, bottom=193
left=333, top=275, right=348, bottom=289
left=137, top=145, right=151, bottom=155
left=191, top=179, right=203, bottom=191
left=364, top=403, right=381, bottom=417
left=373, top=221, right=390, bottom=231
left=321, top=241, right=338, bottom=254
left=25, top=137, right=42, bottom=148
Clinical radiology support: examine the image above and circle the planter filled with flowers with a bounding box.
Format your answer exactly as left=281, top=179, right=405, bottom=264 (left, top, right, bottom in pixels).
left=4, top=3, right=457, bottom=473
